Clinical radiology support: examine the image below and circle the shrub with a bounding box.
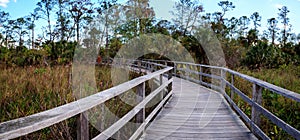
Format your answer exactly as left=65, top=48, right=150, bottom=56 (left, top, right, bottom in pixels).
left=242, top=41, right=284, bottom=69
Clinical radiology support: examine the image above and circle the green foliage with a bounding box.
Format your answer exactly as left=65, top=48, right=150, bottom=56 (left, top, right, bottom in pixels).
left=0, top=41, right=76, bottom=66
left=236, top=66, right=300, bottom=139
left=242, top=41, right=284, bottom=68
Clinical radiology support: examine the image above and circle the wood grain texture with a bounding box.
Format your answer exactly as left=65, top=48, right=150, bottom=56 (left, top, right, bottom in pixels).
left=141, top=77, right=257, bottom=140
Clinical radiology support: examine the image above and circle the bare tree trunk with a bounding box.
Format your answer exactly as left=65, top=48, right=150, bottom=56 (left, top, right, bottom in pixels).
left=272, top=30, right=275, bottom=45
left=47, top=8, right=52, bottom=42
left=32, top=25, right=35, bottom=49
left=76, top=22, right=80, bottom=43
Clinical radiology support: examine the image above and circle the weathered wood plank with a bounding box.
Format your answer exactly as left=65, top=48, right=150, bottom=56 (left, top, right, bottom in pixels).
left=251, top=84, right=262, bottom=130
left=141, top=133, right=257, bottom=140
left=145, top=126, right=251, bottom=134
left=136, top=82, right=145, bottom=125
left=143, top=131, right=256, bottom=139
left=77, top=113, right=89, bottom=140
left=129, top=90, right=173, bottom=140
left=92, top=79, right=172, bottom=140
left=142, top=77, right=257, bottom=140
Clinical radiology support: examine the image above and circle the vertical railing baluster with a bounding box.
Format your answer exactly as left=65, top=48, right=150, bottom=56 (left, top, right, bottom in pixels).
left=251, top=83, right=262, bottom=133
left=230, top=74, right=235, bottom=99
left=168, top=69, right=172, bottom=93
left=136, top=82, right=145, bottom=132
left=160, top=74, right=163, bottom=99
left=199, top=66, right=203, bottom=85
left=77, top=73, right=89, bottom=140
left=220, top=69, right=226, bottom=93
left=77, top=113, right=89, bottom=140
left=138, top=61, right=141, bottom=74
left=173, top=62, right=177, bottom=76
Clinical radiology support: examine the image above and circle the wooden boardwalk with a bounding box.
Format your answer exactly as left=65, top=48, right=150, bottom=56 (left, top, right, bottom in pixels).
left=141, top=77, right=257, bottom=140
left=1, top=60, right=299, bottom=140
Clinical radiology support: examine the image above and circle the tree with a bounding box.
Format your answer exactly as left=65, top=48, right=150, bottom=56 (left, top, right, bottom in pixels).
left=242, top=41, right=283, bottom=68
left=297, top=33, right=300, bottom=43
left=238, top=16, right=250, bottom=38
left=69, top=0, right=94, bottom=43
left=278, top=6, right=290, bottom=46
left=217, top=1, right=235, bottom=24
left=26, top=9, right=40, bottom=49
left=246, top=29, right=258, bottom=46
left=171, top=0, right=203, bottom=35
left=0, top=11, right=10, bottom=47
left=209, top=1, right=235, bottom=38
left=12, top=18, right=28, bottom=47
left=82, top=27, right=101, bottom=48
left=250, top=12, right=261, bottom=33
left=96, top=0, right=118, bottom=50
left=226, top=17, right=238, bottom=38
left=55, top=0, right=72, bottom=41
left=124, top=0, right=155, bottom=36
left=153, top=20, right=172, bottom=35
left=267, top=18, right=279, bottom=45
left=36, top=0, right=56, bottom=42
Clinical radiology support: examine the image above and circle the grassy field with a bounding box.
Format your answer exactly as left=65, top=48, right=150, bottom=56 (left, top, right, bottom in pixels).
left=0, top=64, right=154, bottom=139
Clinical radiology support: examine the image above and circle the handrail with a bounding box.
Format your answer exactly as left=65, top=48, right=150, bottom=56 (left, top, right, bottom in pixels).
left=142, top=59, right=300, bottom=140
left=223, top=68, right=300, bottom=102
left=0, top=60, right=173, bottom=140
left=143, top=59, right=300, bottom=102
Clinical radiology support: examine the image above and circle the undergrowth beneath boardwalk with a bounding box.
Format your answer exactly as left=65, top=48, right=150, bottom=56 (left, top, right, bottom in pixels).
left=0, top=64, right=145, bottom=139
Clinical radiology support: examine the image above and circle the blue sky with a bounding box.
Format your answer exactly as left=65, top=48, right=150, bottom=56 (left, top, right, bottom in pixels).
left=0, top=0, right=299, bottom=35
left=151, top=0, right=300, bottom=34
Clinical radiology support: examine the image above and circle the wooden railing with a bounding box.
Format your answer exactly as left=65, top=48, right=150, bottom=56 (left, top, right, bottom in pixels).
left=144, top=59, right=300, bottom=140
left=0, top=60, right=173, bottom=140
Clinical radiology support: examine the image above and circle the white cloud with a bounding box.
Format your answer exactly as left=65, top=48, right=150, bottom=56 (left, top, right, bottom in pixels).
left=0, top=0, right=16, bottom=8
left=274, top=3, right=283, bottom=9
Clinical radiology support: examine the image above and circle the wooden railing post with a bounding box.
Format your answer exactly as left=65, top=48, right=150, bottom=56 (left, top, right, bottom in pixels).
left=160, top=74, right=164, bottom=99
left=173, top=62, right=177, bottom=76
left=251, top=83, right=262, bottom=131
left=168, top=70, right=172, bottom=93
left=138, top=61, right=141, bottom=73
left=77, top=113, right=89, bottom=140
left=136, top=82, right=145, bottom=126
left=199, top=66, right=203, bottom=84
left=230, top=74, right=235, bottom=99
left=184, top=64, right=190, bottom=80
left=220, top=69, right=226, bottom=92
left=150, top=63, right=154, bottom=72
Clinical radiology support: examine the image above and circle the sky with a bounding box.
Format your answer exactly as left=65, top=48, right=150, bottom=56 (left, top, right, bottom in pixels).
left=0, top=0, right=299, bottom=36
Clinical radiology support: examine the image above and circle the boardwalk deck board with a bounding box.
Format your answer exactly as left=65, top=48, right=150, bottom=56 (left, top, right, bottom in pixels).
left=141, top=77, right=257, bottom=140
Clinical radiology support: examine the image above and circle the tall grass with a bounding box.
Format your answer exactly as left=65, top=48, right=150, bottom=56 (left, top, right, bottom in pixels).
left=0, top=64, right=146, bottom=139
left=233, top=65, right=300, bottom=139
left=0, top=66, right=74, bottom=122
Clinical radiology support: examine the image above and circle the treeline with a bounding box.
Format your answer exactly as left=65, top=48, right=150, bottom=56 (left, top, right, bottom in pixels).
left=0, top=0, right=299, bottom=68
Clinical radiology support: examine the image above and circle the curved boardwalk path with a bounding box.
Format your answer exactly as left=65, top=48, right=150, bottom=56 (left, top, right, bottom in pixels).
left=141, top=77, right=257, bottom=140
